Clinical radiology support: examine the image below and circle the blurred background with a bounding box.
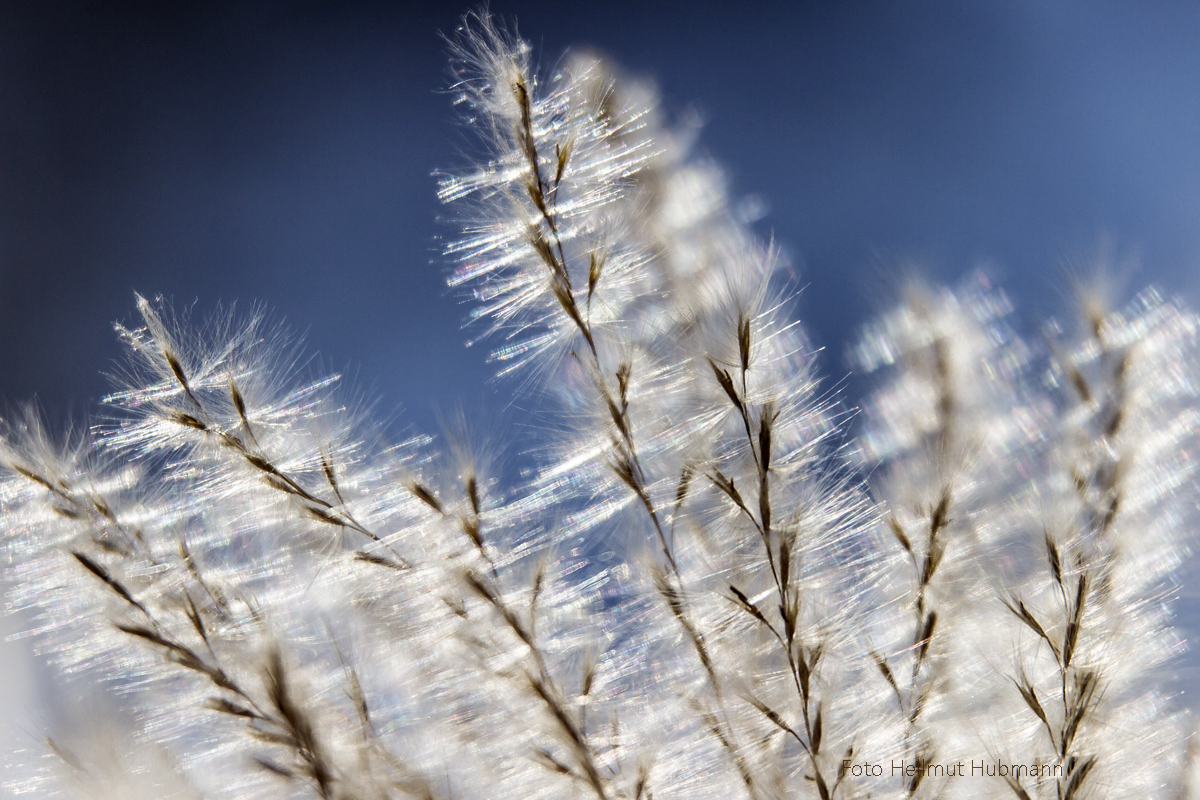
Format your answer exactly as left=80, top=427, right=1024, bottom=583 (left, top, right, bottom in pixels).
left=3, top=0, right=1200, bottom=758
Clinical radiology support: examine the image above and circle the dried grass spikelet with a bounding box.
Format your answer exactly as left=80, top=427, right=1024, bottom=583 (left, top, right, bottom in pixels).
left=442, top=12, right=885, bottom=799
left=0, top=298, right=459, bottom=799
left=852, top=271, right=1049, bottom=799
left=995, top=284, right=1200, bottom=800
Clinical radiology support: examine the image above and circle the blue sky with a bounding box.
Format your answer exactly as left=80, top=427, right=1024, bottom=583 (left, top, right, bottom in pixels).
left=3, top=1, right=1200, bottom=433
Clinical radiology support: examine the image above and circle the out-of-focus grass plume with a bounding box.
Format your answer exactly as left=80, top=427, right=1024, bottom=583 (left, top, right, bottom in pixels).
left=3, top=11, right=1200, bottom=800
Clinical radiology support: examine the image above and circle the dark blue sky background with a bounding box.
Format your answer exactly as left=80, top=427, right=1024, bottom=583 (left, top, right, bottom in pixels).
left=2, top=0, right=1199, bottom=433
